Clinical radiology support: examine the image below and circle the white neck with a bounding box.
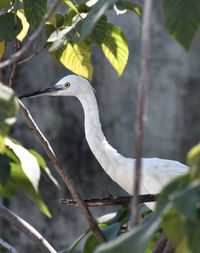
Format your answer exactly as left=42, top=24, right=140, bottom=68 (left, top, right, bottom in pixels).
left=76, top=90, right=126, bottom=177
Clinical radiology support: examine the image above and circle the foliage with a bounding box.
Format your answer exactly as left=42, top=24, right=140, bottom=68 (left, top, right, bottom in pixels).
left=1, top=0, right=200, bottom=252
left=0, top=0, right=140, bottom=80
left=0, top=83, right=59, bottom=217
left=163, top=0, right=200, bottom=50
left=59, top=142, right=200, bottom=253
left=0, top=0, right=199, bottom=80
left=187, top=143, right=200, bottom=177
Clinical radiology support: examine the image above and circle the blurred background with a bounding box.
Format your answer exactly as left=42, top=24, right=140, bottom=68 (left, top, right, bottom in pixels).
left=1, top=0, right=200, bottom=252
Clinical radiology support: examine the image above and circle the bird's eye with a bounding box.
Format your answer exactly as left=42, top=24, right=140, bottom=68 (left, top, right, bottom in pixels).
left=64, top=82, right=70, bottom=88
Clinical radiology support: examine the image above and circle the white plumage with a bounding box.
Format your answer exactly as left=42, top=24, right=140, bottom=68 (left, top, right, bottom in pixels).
left=19, top=75, right=189, bottom=208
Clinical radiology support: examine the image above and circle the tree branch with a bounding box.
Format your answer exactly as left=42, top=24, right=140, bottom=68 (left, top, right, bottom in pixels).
left=18, top=100, right=106, bottom=243
left=0, top=0, right=62, bottom=70
left=132, top=0, right=153, bottom=226
left=9, top=40, right=20, bottom=88
left=0, top=238, right=19, bottom=253
left=17, top=44, right=46, bottom=66
left=59, top=194, right=158, bottom=207
left=163, top=241, right=175, bottom=253
left=152, top=233, right=168, bottom=253
left=0, top=203, right=57, bottom=253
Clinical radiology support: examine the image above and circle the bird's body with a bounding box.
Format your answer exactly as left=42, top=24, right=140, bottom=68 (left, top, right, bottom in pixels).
left=19, top=75, right=189, bottom=208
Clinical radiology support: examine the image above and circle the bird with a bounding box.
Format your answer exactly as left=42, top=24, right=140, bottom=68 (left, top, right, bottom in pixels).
left=19, top=75, right=189, bottom=209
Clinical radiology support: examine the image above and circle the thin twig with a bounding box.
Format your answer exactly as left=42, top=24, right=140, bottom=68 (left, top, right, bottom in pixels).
left=18, top=100, right=106, bottom=243
left=59, top=194, right=158, bottom=207
left=163, top=240, right=175, bottom=253
left=0, top=238, right=19, bottom=253
left=152, top=233, right=168, bottom=253
left=9, top=40, right=20, bottom=88
left=132, top=0, right=153, bottom=226
left=0, top=203, right=57, bottom=253
left=0, top=0, right=62, bottom=70
left=17, top=44, right=47, bottom=66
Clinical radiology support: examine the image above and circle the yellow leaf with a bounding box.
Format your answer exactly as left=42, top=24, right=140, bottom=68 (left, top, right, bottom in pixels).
left=60, top=41, right=93, bottom=80
left=102, top=23, right=129, bottom=77
left=0, top=135, right=5, bottom=154
left=46, top=12, right=57, bottom=27
left=0, top=41, right=6, bottom=60
left=17, top=9, right=29, bottom=42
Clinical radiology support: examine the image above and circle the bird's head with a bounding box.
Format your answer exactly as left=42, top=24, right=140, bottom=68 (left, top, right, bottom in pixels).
left=18, top=75, right=94, bottom=99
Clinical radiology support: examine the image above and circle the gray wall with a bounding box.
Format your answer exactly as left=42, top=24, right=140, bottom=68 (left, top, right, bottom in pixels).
left=1, top=1, right=200, bottom=252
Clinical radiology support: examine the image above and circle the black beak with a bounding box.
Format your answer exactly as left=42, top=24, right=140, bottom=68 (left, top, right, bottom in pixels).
left=18, top=87, right=62, bottom=99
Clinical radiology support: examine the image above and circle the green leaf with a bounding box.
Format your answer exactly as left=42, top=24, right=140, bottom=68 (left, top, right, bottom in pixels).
left=0, top=13, right=22, bottom=41
left=123, top=1, right=142, bottom=21
left=97, top=206, right=128, bottom=225
left=101, top=23, right=129, bottom=77
left=48, top=25, right=78, bottom=60
left=0, top=83, right=19, bottom=147
left=47, top=15, right=82, bottom=59
left=84, top=232, right=99, bottom=253
left=60, top=229, right=90, bottom=253
left=0, top=0, right=10, bottom=9
left=163, top=0, right=200, bottom=50
left=187, top=143, right=200, bottom=177
left=60, top=40, right=93, bottom=80
left=155, top=175, right=188, bottom=214
left=80, top=0, right=119, bottom=39
left=5, top=138, right=41, bottom=192
left=0, top=155, right=11, bottom=187
left=45, top=24, right=56, bottom=40
left=87, top=15, right=107, bottom=45
left=0, top=41, right=6, bottom=60
left=47, top=12, right=64, bottom=28
left=163, top=208, right=191, bottom=253
left=94, top=214, right=161, bottom=253
left=185, top=218, right=200, bottom=253
left=29, top=149, right=60, bottom=188
left=63, top=0, right=80, bottom=16
left=5, top=146, right=20, bottom=164
left=0, top=162, right=51, bottom=217
left=0, top=136, right=5, bottom=154
left=172, top=181, right=200, bottom=221
left=24, top=0, right=47, bottom=29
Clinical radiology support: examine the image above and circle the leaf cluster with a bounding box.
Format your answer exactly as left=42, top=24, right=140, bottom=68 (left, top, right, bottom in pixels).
left=1, top=0, right=199, bottom=80
left=0, top=83, right=59, bottom=217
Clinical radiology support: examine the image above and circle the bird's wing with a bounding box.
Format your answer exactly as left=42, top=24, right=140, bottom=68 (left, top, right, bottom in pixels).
left=141, top=158, right=189, bottom=195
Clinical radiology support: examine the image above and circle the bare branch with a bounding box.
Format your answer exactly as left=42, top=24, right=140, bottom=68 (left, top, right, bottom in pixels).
left=9, top=63, right=17, bottom=88
left=18, top=100, right=106, bottom=243
left=17, top=44, right=46, bottom=66
left=59, top=194, right=158, bottom=207
left=9, top=40, right=20, bottom=88
left=0, top=238, right=19, bottom=253
left=163, top=240, right=175, bottom=253
left=0, top=203, right=57, bottom=253
left=0, top=0, right=62, bottom=70
left=132, top=0, right=153, bottom=226
left=152, top=233, right=168, bottom=253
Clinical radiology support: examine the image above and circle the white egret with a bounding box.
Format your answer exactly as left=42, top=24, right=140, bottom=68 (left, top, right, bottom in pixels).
left=19, top=75, right=189, bottom=209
